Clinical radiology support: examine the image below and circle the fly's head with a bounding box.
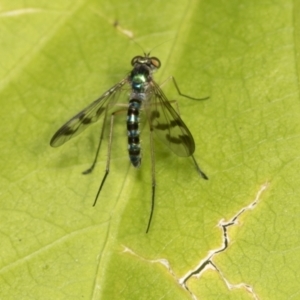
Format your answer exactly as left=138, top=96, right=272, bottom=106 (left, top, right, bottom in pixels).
left=131, top=54, right=161, bottom=73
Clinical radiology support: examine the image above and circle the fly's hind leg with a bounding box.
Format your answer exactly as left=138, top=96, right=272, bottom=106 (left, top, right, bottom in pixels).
left=146, top=127, right=156, bottom=233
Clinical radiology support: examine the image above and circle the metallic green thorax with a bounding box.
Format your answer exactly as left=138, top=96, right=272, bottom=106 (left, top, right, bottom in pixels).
left=132, top=73, right=148, bottom=92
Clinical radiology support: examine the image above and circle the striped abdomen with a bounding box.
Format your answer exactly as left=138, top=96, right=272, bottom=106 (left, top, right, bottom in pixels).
left=127, top=99, right=141, bottom=167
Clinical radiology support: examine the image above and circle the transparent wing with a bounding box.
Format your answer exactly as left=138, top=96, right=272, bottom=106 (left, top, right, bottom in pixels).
left=50, top=79, right=128, bottom=147
left=146, top=81, right=195, bottom=157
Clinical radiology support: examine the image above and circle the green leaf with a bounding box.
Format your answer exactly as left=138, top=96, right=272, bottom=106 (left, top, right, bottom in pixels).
left=1, top=0, right=299, bottom=299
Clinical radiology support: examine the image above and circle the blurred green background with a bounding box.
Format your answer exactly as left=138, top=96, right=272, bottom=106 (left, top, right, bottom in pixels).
left=0, top=0, right=299, bottom=299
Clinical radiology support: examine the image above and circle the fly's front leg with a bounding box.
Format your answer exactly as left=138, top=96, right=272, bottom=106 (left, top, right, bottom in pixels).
left=160, top=76, right=209, bottom=101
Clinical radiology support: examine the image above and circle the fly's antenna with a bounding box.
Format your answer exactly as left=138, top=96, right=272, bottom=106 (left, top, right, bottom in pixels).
left=147, top=38, right=174, bottom=55
left=129, top=34, right=174, bottom=56
left=113, top=20, right=174, bottom=56
left=131, top=39, right=146, bottom=55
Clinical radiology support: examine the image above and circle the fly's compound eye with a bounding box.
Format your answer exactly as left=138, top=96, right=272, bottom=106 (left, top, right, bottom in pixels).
left=131, top=56, right=143, bottom=66
left=150, top=57, right=161, bottom=69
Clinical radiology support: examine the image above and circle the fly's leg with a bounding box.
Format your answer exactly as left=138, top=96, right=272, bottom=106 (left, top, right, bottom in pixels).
left=146, top=127, right=156, bottom=233
left=191, top=154, right=208, bottom=180
left=92, top=111, right=115, bottom=206
left=92, top=108, right=127, bottom=206
left=82, top=110, right=108, bottom=175
left=160, top=76, right=209, bottom=101
left=169, top=99, right=208, bottom=180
